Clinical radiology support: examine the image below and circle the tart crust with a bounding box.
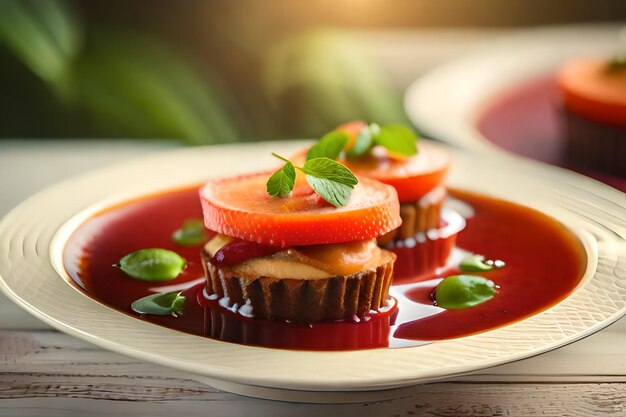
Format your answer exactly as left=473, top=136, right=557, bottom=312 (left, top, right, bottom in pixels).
left=201, top=250, right=396, bottom=323
left=564, top=110, right=626, bottom=176
left=378, top=186, right=446, bottom=246
left=380, top=207, right=465, bottom=281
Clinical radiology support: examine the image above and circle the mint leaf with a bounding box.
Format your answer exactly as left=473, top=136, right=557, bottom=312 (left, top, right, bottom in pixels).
left=172, top=219, right=207, bottom=246
left=305, top=176, right=354, bottom=207
left=266, top=153, right=358, bottom=207
left=374, top=124, right=418, bottom=156
left=346, top=124, right=375, bottom=158
left=118, top=249, right=186, bottom=281
left=301, top=157, right=358, bottom=186
left=299, top=157, right=358, bottom=207
left=131, top=291, right=187, bottom=317
left=435, top=275, right=496, bottom=310
left=266, top=161, right=296, bottom=197
left=307, top=131, right=349, bottom=160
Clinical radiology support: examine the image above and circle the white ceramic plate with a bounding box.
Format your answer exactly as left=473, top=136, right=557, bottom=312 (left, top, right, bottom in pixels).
left=0, top=141, right=625, bottom=402
left=404, top=24, right=623, bottom=153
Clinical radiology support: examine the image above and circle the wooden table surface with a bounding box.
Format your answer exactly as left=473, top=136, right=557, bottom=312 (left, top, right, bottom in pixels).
left=1, top=28, right=625, bottom=416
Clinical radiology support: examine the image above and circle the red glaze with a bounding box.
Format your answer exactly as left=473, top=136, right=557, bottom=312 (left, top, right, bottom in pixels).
left=213, top=239, right=281, bottom=266
left=195, top=286, right=398, bottom=350
left=392, top=235, right=457, bottom=283
left=64, top=185, right=585, bottom=350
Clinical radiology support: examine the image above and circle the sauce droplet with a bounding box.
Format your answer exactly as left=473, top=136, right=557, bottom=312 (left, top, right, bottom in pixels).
left=460, top=254, right=505, bottom=272
left=435, top=275, right=497, bottom=310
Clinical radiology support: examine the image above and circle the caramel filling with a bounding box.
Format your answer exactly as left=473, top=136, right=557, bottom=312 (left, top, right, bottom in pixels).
left=204, top=236, right=383, bottom=280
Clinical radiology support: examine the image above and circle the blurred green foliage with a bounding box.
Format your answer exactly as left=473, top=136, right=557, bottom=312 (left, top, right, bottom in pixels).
left=0, top=0, right=81, bottom=86
left=0, top=0, right=407, bottom=144
left=71, top=30, right=239, bottom=144
left=263, top=31, right=408, bottom=137
left=0, top=0, right=239, bottom=144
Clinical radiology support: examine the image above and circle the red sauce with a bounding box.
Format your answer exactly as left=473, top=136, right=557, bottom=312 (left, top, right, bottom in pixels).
left=64, top=186, right=586, bottom=350
left=394, top=189, right=585, bottom=341
left=392, top=219, right=459, bottom=283
left=476, top=75, right=626, bottom=192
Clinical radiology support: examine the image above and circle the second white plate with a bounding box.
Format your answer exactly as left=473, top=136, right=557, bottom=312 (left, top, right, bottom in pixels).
left=404, top=24, right=623, bottom=153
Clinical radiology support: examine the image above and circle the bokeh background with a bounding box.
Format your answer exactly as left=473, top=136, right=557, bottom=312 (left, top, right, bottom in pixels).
left=1, top=0, right=625, bottom=144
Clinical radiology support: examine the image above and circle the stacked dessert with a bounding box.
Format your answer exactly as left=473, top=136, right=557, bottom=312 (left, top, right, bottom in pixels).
left=558, top=57, right=626, bottom=176
left=199, top=121, right=462, bottom=322
left=199, top=162, right=401, bottom=323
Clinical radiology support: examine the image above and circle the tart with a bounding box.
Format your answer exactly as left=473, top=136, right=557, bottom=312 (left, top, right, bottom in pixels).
left=294, top=121, right=459, bottom=277
left=198, top=172, right=401, bottom=323
left=558, top=57, right=626, bottom=176
left=321, top=121, right=450, bottom=234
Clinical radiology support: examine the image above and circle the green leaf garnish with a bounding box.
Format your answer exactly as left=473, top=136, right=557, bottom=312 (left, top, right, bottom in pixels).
left=435, top=275, right=497, bottom=310
left=306, top=131, right=349, bottom=161
left=266, top=160, right=296, bottom=197
left=172, top=219, right=207, bottom=246
left=346, top=124, right=375, bottom=158
left=374, top=124, right=418, bottom=156
left=117, top=248, right=186, bottom=281
left=304, top=122, right=420, bottom=162
left=459, top=255, right=505, bottom=272
left=300, top=157, right=359, bottom=187
left=131, top=291, right=187, bottom=316
left=301, top=157, right=359, bottom=207
left=305, top=175, right=354, bottom=208
left=267, top=153, right=358, bottom=207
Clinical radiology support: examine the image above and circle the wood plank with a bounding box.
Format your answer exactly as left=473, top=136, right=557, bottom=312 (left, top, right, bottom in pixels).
left=0, top=383, right=624, bottom=417
left=2, top=326, right=625, bottom=384
left=1, top=329, right=624, bottom=415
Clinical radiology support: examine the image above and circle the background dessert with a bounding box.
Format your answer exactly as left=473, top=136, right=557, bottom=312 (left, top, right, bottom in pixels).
left=558, top=57, right=626, bottom=176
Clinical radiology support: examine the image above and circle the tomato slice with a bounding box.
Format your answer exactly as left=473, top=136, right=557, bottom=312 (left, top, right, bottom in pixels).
left=292, top=138, right=450, bottom=204
left=336, top=120, right=368, bottom=150
left=341, top=142, right=450, bottom=203
left=200, top=173, right=401, bottom=247
left=558, top=58, right=626, bottom=126
left=334, top=121, right=451, bottom=203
